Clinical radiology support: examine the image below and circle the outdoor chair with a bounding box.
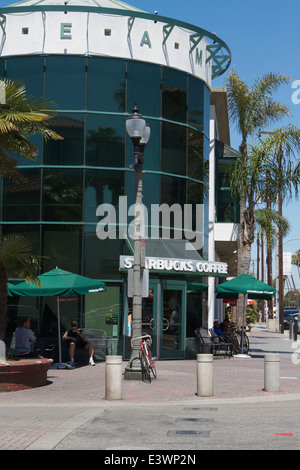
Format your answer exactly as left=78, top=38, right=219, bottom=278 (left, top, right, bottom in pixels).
left=195, top=328, right=233, bottom=357
left=82, top=329, right=107, bottom=361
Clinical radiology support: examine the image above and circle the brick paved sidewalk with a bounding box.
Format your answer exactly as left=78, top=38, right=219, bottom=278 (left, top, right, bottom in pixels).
left=0, top=325, right=299, bottom=405
left=1, top=326, right=300, bottom=450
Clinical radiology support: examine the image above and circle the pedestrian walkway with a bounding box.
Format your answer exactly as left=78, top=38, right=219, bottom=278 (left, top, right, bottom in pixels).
left=0, top=324, right=299, bottom=405
left=0, top=324, right=300, bottom=450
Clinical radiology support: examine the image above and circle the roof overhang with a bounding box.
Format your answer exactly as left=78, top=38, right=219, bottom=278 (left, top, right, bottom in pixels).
left=210, top=87, right=230, bottom=146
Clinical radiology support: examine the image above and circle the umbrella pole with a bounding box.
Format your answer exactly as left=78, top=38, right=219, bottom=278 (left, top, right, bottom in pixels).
left=57, top=296, right=62, bottom=364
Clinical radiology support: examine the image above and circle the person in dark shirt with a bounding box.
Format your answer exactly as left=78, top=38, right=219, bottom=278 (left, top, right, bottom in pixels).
left=62, top=320, right=95, bottom=366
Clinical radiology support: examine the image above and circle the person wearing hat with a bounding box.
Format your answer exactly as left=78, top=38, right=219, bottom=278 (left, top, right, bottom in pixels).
left=62, top=320, right=95, bottom=366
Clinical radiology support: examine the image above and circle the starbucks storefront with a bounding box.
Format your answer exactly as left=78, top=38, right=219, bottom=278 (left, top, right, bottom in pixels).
left=121, top=249, right=228, bottom=360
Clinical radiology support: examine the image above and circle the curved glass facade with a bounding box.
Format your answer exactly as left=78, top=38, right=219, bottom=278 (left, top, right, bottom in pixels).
left=1, top=54, right=210, bottom=357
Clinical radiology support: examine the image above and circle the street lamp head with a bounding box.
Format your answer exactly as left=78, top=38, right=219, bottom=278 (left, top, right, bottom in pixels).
left=126, top=104, right=146, bottom=140
left=140, top=124, right=151, bottom=145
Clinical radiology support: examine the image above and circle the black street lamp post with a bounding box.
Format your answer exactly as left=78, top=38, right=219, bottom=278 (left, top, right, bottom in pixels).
left=124, top=105, right=150, bottom=380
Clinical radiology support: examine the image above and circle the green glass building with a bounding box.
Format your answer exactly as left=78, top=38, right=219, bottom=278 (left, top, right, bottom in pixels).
left=1, top=0, right=236, bottom=359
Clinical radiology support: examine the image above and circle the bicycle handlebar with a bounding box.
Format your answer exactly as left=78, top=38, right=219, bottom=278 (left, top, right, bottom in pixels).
left=131, top=334, right=152, bottom=347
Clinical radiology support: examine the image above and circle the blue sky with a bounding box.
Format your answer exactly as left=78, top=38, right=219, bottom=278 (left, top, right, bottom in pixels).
left=0, top=0, right=299, bottom=284
left=127, top=0, right=300, bottom=285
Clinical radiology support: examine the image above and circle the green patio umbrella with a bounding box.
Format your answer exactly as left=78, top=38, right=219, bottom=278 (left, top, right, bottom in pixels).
left=216, top=274, right=276, bottom=356
left=9, top=268, right=106, bottom=368
left=216, top=274, right=275, bottom=300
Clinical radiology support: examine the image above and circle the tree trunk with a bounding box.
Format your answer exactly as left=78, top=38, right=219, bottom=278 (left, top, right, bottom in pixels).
left=237, top=196, right=253, bottom=326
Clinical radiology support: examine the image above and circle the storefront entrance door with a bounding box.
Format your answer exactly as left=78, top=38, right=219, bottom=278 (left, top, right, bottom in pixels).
left=160, top=281, right=185, bottom=359
left=126, top=280, right=185, bottom=359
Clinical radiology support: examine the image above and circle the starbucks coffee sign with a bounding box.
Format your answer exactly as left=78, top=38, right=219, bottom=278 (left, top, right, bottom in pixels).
left=120, top=255, right=228, bottom=276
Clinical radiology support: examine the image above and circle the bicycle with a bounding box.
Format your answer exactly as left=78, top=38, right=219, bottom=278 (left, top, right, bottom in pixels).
left=225, top=325, right=250, bottom=354
left=130, top=333, right=157, bottom=383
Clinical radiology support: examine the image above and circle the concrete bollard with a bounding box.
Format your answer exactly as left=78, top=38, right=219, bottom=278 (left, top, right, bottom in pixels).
left=197, top=354, right=214, bottom=397
left=264, top=353, right=280, bottom=392
left=105, top=355, right=123, bottom=400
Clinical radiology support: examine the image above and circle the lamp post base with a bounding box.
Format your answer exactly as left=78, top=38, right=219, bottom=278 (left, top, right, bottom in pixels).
left=124, top=368, right=143, bottom=380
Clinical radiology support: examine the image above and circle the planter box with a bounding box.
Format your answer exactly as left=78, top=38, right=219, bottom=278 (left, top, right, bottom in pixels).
left=0, top=358, right=53, bottom=392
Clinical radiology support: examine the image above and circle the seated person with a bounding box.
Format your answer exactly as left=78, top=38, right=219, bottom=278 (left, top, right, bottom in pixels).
left=219, top=316, right=231, bottom=333
left=212, top=320, right=224, bottom=336
left=14, top=317, right=43, bottom=359
left=62, top=320, right=95, bottom=366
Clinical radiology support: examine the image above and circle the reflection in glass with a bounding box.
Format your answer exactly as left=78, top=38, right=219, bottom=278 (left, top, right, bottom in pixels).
left=161, top=122, right=186, bottom=175
left=6, top=56, right=44, bottom=99
left=44, top=56, right=85, bottom=109
left=43, top=115, right=84, bottom=165
left=85, top=169, right=124, bottom=223
left=84, top=231, right=122, bottom=279
left=41, top=225, right=82, bottom=273
left=2, top=169, right=41, bottom=221
left=188, top=76, right=204, bottom=130
left=43, top=169, right=83, bottom=222
left=86, top=57, right=125, bottom=112
left=85, top=285, right=122, bottom=338
left=86, top=115, right=125, bottom=167
left=127, top=61, right=161, bottom=117
left=163, top=290, right=182, bottom=351
left=203, top=85, right=210, bottom=137
left=162, top=68, right=187, bottom=123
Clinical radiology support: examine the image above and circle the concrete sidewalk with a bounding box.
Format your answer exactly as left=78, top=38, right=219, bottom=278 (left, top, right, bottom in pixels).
left=1, top=324, right=300, bottom=450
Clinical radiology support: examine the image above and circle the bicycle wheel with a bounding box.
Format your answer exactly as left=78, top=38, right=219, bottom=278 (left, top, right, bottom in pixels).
left=243, top=333, right=250, bottom=352
left=237, top=330, right=249, bottom=353
left=140, top=350, right=151, bottom=383
left=148, top=349, right=157, bottom=379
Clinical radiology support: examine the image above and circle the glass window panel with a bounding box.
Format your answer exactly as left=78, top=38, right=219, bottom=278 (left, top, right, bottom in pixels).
left=162, top=67, right=187, bottom=123
left=6, top=56, right=44, bottom=98
left=85, top=285, right=122, bottom=339
left=0, top=58, right=5, bottom=80
left=87, top=57, right=125, bottom=113
left=126, top=61, right=161, bottom=117
left=161, top=122, right=186, bottom=175
left=43, top=113, right=84, bottom=165
left=203, top=85, right=210, bottom=137
left=215, top=153, right=240, bottom=223
left=44, top=56, right=85, bottom=109
left=160, top=174, right=186, bottom=242
left=83, top=230, right=122, bottom=279
left=2, top=169, right=41, bottom=221
left=43, top=169, right=83, bottom=222
left=86, top=114, right=125, bottom=167
left=161, top=175, right=186, bottom=207
left=188, top=130, right=203, bottom=180
left=85, top=169, right=124, bottom=223
left=41, top=224, right=82, bottom=273
left=188, top=76, right=204, bottom=131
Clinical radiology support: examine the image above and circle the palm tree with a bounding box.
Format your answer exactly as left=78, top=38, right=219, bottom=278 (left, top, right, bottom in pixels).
left=292, top=250, right=300, bottom=279
left=0, top=78, right=62, bottom=341
left=225, top=70, right=290, bottom=275
left=0, top=234, right=42, bottom=341
left=0, top=78, right=62, bottom=181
